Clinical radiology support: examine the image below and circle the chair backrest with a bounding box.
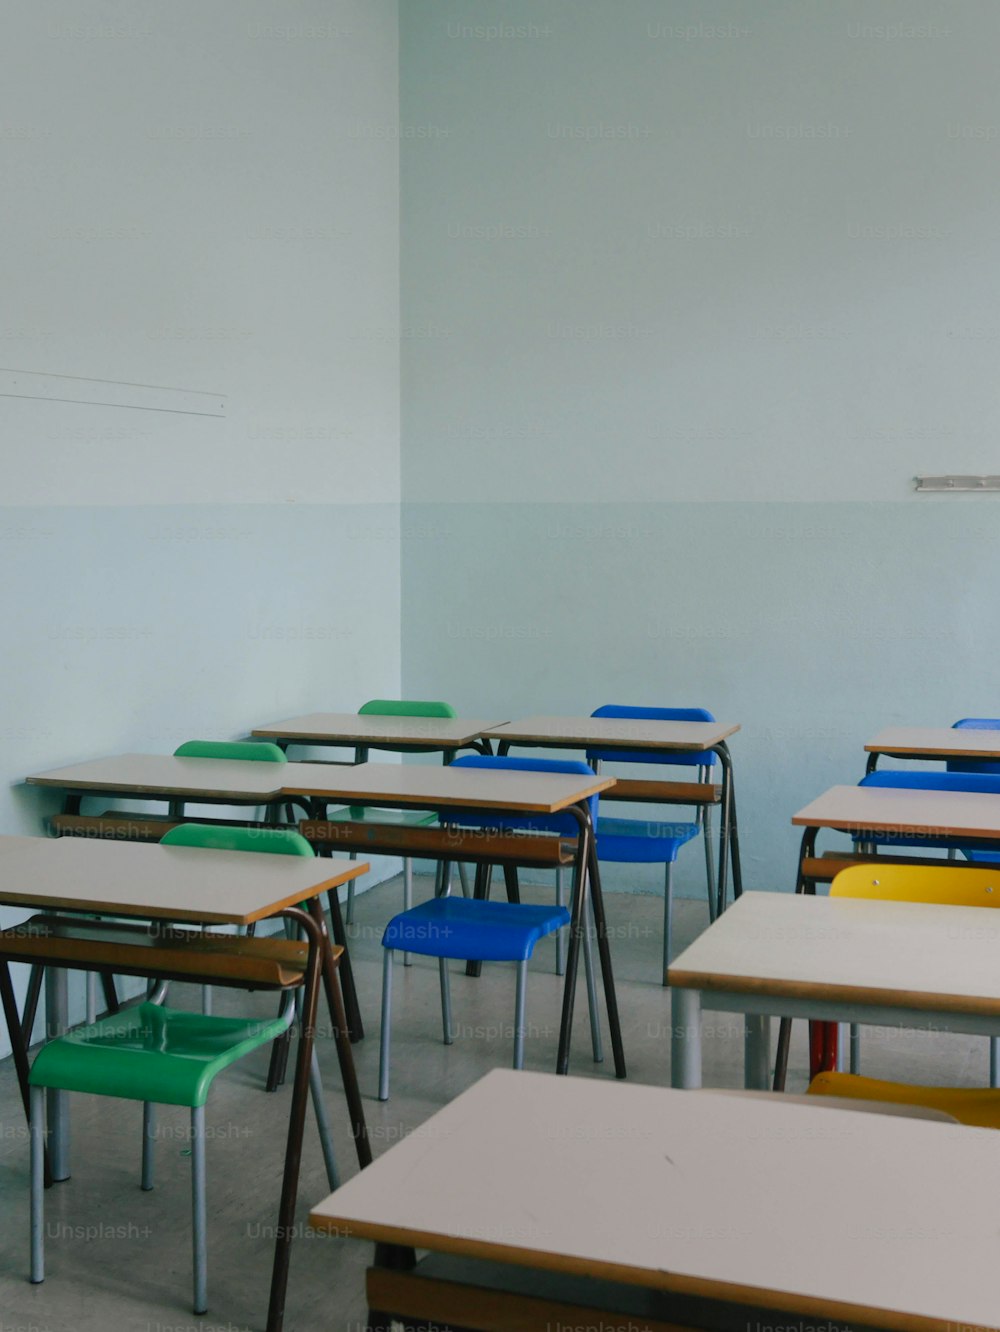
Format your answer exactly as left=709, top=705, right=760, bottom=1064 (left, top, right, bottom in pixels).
left=947, top=717, right=1000, bottom=775
left=173, top=740, right=287, bottom=763
left=586, top=704, right=716, bottom=768
left=446, top=754, right=599, bottom=837
left=859, top=769, right=1000, bottom=795
left=831, top=862, right=1000, bottom=908
left=358, top=699, right=456, bottom=719
left=160, top=823, right=314, bottom=856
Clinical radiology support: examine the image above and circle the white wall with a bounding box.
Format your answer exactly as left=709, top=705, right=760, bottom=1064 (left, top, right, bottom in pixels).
left=0, top=0, right=401, bottom=1054
left=400, top=1, right=1000, bottom=895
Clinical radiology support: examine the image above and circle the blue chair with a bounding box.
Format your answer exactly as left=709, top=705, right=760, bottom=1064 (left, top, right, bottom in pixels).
left=586, top=705, right=717, bottom=984
left=377, top=755, right=603, bottom=1100
left=946, top=720, right=1000, bottom=862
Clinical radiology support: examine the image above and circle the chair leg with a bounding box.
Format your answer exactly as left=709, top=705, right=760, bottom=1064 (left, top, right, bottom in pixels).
left=662, top=862, right=675, bottom=986
left=378, top=949, right=393, bottom=1102
left=555, top=867, right=567, bottom=976
left=702, top=801, right=717, bottom=924
left=30, top=1084, right=45, bottom=1283
left=439, top=959, right=453, bottom=1045
left=85, top=972, right=97, bottom=1024
left=141, top=1103, right=156, bottom=1190
left=308, top=1048, right=340, bottom=1190
left=190, top=1104, right=208, bottom=1315
left=581, top=899, right=604, bottom=1065
left=512, top=961, right=528, bottom=1069
left=403, top=857, right=413, bottom=966
left=991, top=1037, right=999, bottom=1089
left=21, top=964, right=44, bottom=1047
left=457, top=862, right=470, bottom=897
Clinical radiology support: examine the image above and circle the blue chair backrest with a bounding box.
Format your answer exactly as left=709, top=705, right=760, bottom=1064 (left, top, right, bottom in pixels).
left=947, top=718, right=1000, bottom=775
left=586, top=704, right=716, bottom=769
left=860, top=769, right=1000, bottom=795
left=447, top=754, right=600, bottom=837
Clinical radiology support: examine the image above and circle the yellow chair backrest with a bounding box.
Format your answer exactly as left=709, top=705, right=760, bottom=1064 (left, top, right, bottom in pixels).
left=831, top=862, right=1000, bottom=908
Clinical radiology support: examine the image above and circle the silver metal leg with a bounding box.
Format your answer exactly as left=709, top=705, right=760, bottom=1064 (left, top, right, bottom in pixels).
left=190, top=1104, right=207, bottom=1315
left=844, top=1023, right=862, bottom=1075
left=30, top=1084, right=44, bottom=1283
left=44, top=965, right=70, bottom=1180
left=141, top=1103, right=156, bottom=1190
left=744, top=1014, right=771, bottom=1090
left=308, top=1049, right=340, bottom=1190
left=201, top=925, right=212, bottom=1015
left=86, top=972, right=97, bottom=1024
left=512, top=961, right=528, bottom=1069
left=378, top=949, right=393, bottom=1101
left=457, top=862, right=470, bottom=898
left=662, top=861, right=675, bottom=986
left=439, top=959, right=453, bottom=1045
left=403, top=858, right=413, bottom=966
left=671, top=987, right=702, bottom=1089
left=581, top=899, right=603, bottom=1064
left=555, top=867, right=567, bottom=976
left=991, top=1037, right=999, bottom=1088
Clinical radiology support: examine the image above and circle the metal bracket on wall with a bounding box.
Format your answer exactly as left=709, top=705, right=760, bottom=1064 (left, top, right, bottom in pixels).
left=914, top=475, right=1000, bottom=492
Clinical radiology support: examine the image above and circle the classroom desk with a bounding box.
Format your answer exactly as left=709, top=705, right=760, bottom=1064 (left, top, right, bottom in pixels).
left=0, top=835, right=369, bottom=1332
left=485, top=716, right=742, bottom=916
left=293, top=762, right=626, bottom=1080
left=251, top=712, right=504, bottom=759
left=308, top=1067, right=999, bottom=1332
left=668, top=889, right=1000, bottom=1092
left=865, top=724, right=1000, bottom=773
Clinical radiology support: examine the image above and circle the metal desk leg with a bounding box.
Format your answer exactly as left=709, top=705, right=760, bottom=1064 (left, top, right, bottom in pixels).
left=671, top=987, right=702, bottom=1089
left=44, top=965, right=70, bottom=1180
left=584, top=835, right=626, bottom=1079
left=555, top=809, right=591, bottom=1076
left=745, top=1014, right=771, bottom=1090
left=713, top=742, right=742, bottom=917
left=773, top=827, right=816, bottom=1091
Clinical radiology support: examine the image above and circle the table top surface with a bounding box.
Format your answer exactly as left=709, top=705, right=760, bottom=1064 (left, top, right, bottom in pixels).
left=281, top=761, right=614, bottom=812
left=482, top=715, right=739, bottom=750
left=25, top=755, right=613, bottom=814
left=309, top=1067, right=1000, bottom=1331
left=792, top=783, right=1000, bottom=839
left=0, top=835, right=367, bottom=925
left=866, top=725, right=1000, bottom=758
left=251, top=713, right=507, bottom=746
left=668, top=889, right=1000, bottom=1014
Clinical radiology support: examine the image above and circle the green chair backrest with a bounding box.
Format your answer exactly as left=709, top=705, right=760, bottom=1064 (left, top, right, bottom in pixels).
left=160, top=823, right=314, bottom=857
left=358, top=699, right=456, bottom=719
left=173, top=740, right=287, bottom=763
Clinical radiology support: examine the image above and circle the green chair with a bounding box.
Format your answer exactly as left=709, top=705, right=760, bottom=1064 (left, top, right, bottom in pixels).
left=326, top=700, right=468, bottom=959
left=28, top=824, right=338, bottom=1316
left=173, top=739, right=287, bottom=763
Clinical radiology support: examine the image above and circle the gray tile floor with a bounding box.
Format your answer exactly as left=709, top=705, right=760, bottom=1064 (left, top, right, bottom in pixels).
left=0, top=876, right=991, bottom=1332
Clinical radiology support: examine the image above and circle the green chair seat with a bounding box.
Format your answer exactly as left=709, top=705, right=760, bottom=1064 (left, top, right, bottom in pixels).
left=325, top=805, right=438, bottom=829
left=28, top=1003, right=289, bottom=1108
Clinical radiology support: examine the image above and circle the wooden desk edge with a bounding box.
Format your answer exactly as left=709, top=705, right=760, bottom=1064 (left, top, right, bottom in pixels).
left=282, top=777, right=615, bottom=810
left=306, top=1215, right=953, bottom=1332
left=666, top=968, right=1000, bottom=1019
left=480, top=722, right=740, bottom=749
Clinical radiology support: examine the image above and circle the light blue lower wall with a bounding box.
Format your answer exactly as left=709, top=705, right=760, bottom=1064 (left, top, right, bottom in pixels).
left=402, top=500, right=996, bottom=896
left=0, top=502, right=401, bottom=1056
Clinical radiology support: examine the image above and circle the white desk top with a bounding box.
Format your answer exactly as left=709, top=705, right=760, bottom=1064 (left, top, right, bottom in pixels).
left=252, top=713, right=505, bottom=747
left=669, top=890, right=1000, bottom=1016
left=792, top=783, right=1000, bottom=840
left=25, top=755, right=612, bottom=815
left=310, top=1067, right=1000, bottom=1331
left=281, top=762, right=614, bottom=813
left=26, top=754, right=290, bottom=800
left=0, top=836, right=367, bottom=925
left=866, top=726, right=1000, bottom=759
left=485, top=716, right=739, bottom=751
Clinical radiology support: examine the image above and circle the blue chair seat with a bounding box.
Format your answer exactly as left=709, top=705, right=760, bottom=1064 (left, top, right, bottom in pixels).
left=596, top=816, right=700, bottom=864
left=382, top=897, right=570, bottom=963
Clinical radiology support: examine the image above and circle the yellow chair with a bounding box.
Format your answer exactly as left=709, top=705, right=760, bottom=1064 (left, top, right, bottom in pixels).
left=807, top=863, right=1000, bottom=1127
